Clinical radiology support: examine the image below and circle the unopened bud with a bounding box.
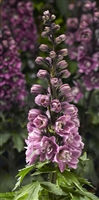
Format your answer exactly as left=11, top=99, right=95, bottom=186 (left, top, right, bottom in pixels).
left=50, top=78, right=59, bottom=87
left=60, top=34, right=66, bottom=41
left=58, top=69, right=70, bottom=79
left=37, top=69, right=49, bottom=79
left=55, top=34, right=66, bottom=44
left=43, top=10, right=50, bottom=16
left=39, top=44, right=49, bottom=52
left=51, top=14, right=56, bottom=20
left=55, top=24, right=60, bottom=31
left=35, top=57, right=45, bottom=65
left=41, top=31, right=48, bottom=38
left=50, top=51, right=56, bottom=58
left=44, top=26, right=50, bottom=32
left=52, top=23, right=60, bottom=31
left=42, top=16, right=45, bottom=21
left=57, top=60, right=68, bottom=69
left=57, top=55, right=63, bottom=62
left=59, top=49, right=68, bottom=57
left=31, top=84, right=43, bottom=94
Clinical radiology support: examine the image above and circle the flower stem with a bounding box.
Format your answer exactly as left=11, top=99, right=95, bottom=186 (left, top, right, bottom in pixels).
left=49, top=172, right=56, bottom=200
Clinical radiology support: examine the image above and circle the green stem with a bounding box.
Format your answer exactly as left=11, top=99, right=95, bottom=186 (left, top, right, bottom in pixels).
left=49, top=172, right=56, bottom=200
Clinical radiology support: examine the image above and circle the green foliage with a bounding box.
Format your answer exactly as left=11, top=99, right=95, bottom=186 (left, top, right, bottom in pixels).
left=14, top=182, right=41, bottom=200
left=1, top=159, right=97, bottom=200
left=0, top=192, right=15, bottom=200
left=13, top=165, right=34, bottom=190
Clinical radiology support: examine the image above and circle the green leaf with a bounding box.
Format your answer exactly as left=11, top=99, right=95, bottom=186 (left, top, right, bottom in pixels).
left=36, top=160, right=50, bottom=169
left=12, top=133, right=24, bottom=152
left=13, top=165, right=34, bottom=190
left=14, top=182, right=41, bottom=200
left=84, top=191, right=99, bottom=200
left=0, top=133, right=11, bottom=146
left=80, top=196, right=90, bottom=200
left=0, top=192, right=15, bottom=200
left=32, top=163, right=56, bottom=176
left=62, top=170, right=83, bottom=190
left=40, top=181, right=67, bottom=196
left=79, top=152, right=88, bottom=162
left=71, top=194, right=80, bottom=200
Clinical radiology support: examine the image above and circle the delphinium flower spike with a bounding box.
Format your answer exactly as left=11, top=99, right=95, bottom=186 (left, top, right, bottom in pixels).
left=25, top=10, right=84, bottom=172
left=2, top=0, right=38, bottom=54
left=65, top=0, right=99, bottom=102
left=0, top=26, right=27, bottom=111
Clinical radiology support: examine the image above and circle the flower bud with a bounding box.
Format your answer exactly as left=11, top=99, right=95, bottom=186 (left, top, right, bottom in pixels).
left=58, top=49, right=68, bottom=57
left=57, top=60, right=68, bottom=69
left=51, top=14, right=56, bottom=20
left=57, top=55, right=63, bottom=62
left=44, top=26, right=50, bottom=32
left=55, top=34, right=66, bottom=44
left=28, top=109, right=41, bottom=121
left=58, top=69, right=70, bottom=79
left=51, top=23, right=60, bottom=31
left=43, top=10, right=50, bottom=16
left=41, top=31, right=48, bottom=38
left=31, top=84, right=43, bottom=94
left=50, top=78, right=60, bottom=87
left=39, top=44, right=49, bottom=52
left=37, top=69, right=49, bottom=79
left=35, top=57, right=45, bottom=65
left=51, top=99, right=61, bottom=113
left=50, top=51, right=56, bottom=58
left=35, top=94, right=50, bottom=107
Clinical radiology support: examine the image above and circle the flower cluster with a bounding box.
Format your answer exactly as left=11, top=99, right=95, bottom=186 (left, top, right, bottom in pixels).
left=65, top=0, right=99, bottom=102
left=0, top=26, right=27, bottom=111
left=25, top=11, right=84, bottom=172
left=2, top=0, right=38, bottom=53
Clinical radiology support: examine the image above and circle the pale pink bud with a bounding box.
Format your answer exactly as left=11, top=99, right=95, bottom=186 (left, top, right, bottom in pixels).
left=58, top=49, right=68, bottom=57
left=50, top=51, right=56, bottom=58
left=39, top=44, right=49, bottom=52
left=57, top=60, right=68, bottom=69
left=51, top=14, right=56, bottom=20
left=55, top=34, right=66, bottom=44
left=58, top=69, right=70, bottom=79
left=31, top=84, right=43, bottom=94
left=37, top=69, right=49, bottom=79
left=44, top=27, right=50, bottom=32
left=35, top=57, right=45, bottom=65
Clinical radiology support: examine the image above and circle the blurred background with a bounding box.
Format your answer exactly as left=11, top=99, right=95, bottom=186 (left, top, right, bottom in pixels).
left=0, top=0, right=99, bottom=197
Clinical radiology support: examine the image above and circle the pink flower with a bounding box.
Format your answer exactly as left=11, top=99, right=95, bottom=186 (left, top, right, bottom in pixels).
left=40, top=136, right=58, bottom=161
left=55, top=115, right=75, bottom=137
left=54, top=146, right=81, bottom=172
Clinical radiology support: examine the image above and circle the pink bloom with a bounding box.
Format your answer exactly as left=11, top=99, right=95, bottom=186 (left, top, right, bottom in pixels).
left=54, top=146, right=81, bottom=172
left=55, top=115, right=75, bottom=137
left=40, top=136, right=58, bottom=161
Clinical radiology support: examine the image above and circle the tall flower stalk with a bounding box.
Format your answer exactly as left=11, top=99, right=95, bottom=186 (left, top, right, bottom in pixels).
left=25, top=10, right=84, bottom=173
